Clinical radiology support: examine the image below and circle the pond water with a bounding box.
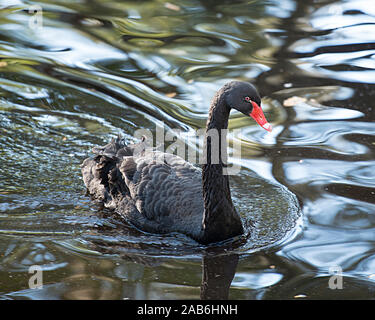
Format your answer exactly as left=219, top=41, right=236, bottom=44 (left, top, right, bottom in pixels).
left=1, top=0, right=375, bottom=299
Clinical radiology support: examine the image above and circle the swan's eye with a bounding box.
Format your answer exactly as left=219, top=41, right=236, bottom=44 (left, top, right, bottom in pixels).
left=244, top=97, right=251, bottom=102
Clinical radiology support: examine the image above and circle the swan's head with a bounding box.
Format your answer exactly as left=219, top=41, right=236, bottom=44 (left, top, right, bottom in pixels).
left=224, top=81, right=272, bottom=132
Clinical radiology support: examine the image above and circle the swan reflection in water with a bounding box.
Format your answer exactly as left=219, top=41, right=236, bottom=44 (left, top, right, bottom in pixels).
left=200, top=253, right=239, bottom=300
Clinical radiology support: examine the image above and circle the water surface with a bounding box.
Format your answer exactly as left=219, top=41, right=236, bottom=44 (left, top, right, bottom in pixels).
left=1, top=0, right=375, bottom=299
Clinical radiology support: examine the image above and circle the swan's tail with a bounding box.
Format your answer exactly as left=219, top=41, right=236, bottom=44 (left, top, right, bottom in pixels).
left=81, top=136, right=146, bottom=204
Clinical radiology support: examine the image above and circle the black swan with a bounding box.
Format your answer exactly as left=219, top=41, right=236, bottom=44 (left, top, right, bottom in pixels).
left=81, top=81, right=273, bottom=244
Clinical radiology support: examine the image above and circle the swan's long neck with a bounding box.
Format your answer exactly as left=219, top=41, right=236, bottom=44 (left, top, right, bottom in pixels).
left=200, top=90, right=243, bottom=244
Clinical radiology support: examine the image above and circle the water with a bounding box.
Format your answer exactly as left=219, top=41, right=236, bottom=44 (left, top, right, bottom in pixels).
left=1, top=0, right=375, bottom=299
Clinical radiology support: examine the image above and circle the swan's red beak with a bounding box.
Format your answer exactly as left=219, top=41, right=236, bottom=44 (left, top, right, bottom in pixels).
left=250, top=101, right=272, bottom=132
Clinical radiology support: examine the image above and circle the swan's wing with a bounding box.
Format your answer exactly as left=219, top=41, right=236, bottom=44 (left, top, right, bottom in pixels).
left=117, top=151, right=204, bottom=237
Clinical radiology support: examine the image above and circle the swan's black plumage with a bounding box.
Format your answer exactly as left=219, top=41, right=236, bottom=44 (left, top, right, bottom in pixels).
left=81, top=81, right=268, bottom=244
